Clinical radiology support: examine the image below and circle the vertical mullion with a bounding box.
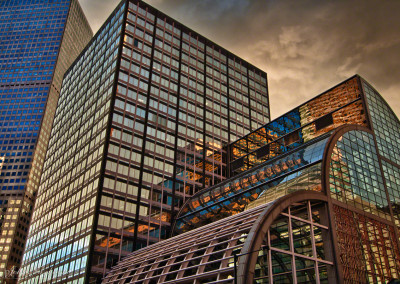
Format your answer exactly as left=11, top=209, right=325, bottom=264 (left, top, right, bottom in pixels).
left=170, top=22, right=183, bottom=237
left=132, top=3, right=158, bottom=247
left=288, top=206, right=297, bottom=284
left=308, top=201, right=320, bottom=283
left=267, top=229, right=273, bottom=284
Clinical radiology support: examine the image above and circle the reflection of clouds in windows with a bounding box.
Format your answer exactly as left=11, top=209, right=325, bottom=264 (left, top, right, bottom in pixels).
left=177, top=136, right=328, bottom=233
left=364, top=81, right=400, bottom=165
left=330, top=130, right=389, bottom=218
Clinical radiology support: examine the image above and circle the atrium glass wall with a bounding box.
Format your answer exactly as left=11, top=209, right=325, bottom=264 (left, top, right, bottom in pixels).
left=329, top=130, right=390, bottom=220
left=252, top=200, right=335, bottom=283
left=0, top=0, right=92, bottom=281
left=328, top=128, right=400, bottom=282
left=363, top=80, right=400, bottom=228
left=363, top=82, right=400, bottom=166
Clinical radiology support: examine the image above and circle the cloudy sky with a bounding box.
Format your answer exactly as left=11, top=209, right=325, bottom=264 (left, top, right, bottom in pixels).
left=79, top=0, right=400, bottom=119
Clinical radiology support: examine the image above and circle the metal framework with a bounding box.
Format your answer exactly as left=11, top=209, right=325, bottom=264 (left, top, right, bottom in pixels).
left=104, top=76, right=400, bottom=284
left=103, top=191, right=338, bottom=283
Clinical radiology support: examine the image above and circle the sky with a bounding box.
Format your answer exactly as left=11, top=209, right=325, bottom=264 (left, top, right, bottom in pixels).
left=79, top=0, right=400, bottom=120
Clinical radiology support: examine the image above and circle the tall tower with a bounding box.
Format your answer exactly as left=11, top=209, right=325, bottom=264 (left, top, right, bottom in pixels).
left=0, top=0, right=92, bottom=281
left=19, top=0, right=270, bottom=282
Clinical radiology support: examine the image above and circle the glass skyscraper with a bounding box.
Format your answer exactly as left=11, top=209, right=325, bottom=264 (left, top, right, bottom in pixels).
left=19, top=0, right=270, bottom=283
left=0, top=0, right=92, bottom=281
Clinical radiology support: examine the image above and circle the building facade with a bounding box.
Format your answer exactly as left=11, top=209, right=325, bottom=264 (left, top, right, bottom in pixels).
left=0, top=0, right=92, bottom=281
left=18, top=0, right=270, bottom=282
left=103, top=75, right=400, bottom=283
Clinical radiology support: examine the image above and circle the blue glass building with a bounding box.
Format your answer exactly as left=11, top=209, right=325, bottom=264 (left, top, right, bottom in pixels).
left=0, top=0, right=92, bottom=280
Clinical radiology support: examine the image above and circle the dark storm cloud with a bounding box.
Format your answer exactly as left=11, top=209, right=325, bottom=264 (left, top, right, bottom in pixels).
left=79, top=0, right=400, bottom=119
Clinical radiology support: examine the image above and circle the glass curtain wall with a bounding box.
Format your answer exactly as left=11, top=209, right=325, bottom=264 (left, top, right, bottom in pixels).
left=0, top=0, right=92, bottom=280
left=95, top=0, right=269, bottom=279
left=19, top=4, right=124, bottom=283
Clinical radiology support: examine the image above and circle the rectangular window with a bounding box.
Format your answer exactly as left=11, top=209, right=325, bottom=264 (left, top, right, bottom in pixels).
left=315, top=113, right=333, bottom=131
left=284, top=131, right=300, bottom=146
left=231, top=157, right=244, bottom=171
left=256, top=144, right=270, bottom=159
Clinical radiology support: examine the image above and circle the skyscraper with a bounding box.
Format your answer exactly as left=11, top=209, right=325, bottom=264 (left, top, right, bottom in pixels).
left=103, top=75, right=400, bottom=284
left=0, top=0, right=92, bottom=281
left=19, top=0, right=270, bottom=282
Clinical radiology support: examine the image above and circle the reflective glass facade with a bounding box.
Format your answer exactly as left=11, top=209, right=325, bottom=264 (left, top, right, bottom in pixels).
left=175, top=135, right=328, bottom=233
left=329, top=130, right=389, bottom=219
left=229, top=77, right=366, bottom=174
left=19, top=0, right=270, bottom=282
left=328, top=129, right=400, bottom=282
left=176, top=76, right=369, bottom=231
left=364, top=81, right=400, bottom=228
left=19, top=3, right=124, bottom=283
left=382, top=160, right=400, bottom=226
left=364, top=82, right=400, bottom=165
left=0, top=0, right=92, bottom=281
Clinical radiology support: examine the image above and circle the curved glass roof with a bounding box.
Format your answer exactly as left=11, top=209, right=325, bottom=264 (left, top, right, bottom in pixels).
left=102, top=203, right=271, bottom=283
left=103, top=196, right=335, bottom=283
left=174, top=134, right=330, bottom=234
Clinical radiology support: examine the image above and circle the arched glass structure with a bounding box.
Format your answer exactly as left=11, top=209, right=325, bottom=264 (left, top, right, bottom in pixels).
left=103, top=192, right=336, bottom=283
left=104, top=76, right=400, bottom=283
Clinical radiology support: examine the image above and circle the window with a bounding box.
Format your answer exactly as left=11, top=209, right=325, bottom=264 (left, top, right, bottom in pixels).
left=231, top=157, right=244, bottom=171
left=256, top=144, right=270, bottom=159
left=284, top=131, right=299, bottom=146
left=315, top=113, right=333, bottom=131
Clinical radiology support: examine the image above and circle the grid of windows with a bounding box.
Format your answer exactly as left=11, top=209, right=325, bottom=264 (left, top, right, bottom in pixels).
left=18, top=3, right=124, bottom=283
left=230, top=77, right=366, bottom=174
left=382, top=160, right=400, bottom=227
left=363, top=81, right=400, bottom=165
left=20, top=0, right=270, bottom=282
left=0, top=0, right=69, bottom=191
left=333, top=205, right=400, bottom=282
left=329, top=130, right=390, bottom=220
left=0, top=0, right=92, bottom=279
left=92, top=0, right=269, bottom=281
left=0, top=86, right=46, bottom=190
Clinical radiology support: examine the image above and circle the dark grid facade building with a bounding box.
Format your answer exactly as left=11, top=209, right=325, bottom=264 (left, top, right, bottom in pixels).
left=0, top=0, right=92, bottom=281
left=19, top=0, right=270, bottom=282
left=104, top=75, right=400, bottom=283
